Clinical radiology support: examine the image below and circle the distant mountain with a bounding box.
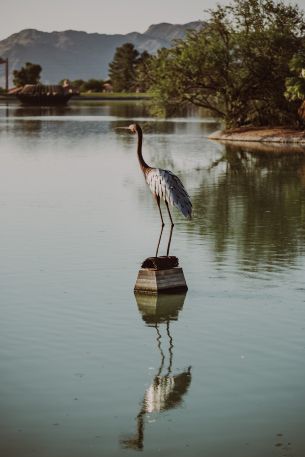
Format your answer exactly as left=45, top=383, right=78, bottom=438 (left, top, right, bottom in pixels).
left=0, top=22, right=204, bottom=86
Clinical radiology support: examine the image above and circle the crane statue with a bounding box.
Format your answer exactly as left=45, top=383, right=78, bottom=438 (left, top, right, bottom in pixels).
left=117, top=123, right=192, bottom=257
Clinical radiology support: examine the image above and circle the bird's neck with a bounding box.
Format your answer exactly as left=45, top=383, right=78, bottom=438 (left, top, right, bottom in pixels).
left=136, top=125, right=149, bottom=173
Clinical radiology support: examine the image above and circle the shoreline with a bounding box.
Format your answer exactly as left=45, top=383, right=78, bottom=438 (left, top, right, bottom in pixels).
left=209, top=127, right=305, bottom=144
left=0, top=94, right=151, bottom=102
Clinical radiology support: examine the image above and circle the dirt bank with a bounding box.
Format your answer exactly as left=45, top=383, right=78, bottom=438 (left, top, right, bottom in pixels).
left=209, top=127, right=305, bottom=143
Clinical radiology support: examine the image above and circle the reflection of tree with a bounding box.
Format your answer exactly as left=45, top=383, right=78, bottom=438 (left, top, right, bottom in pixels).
left=107, top=101, right=149, bottom=119
left=193, top=144, right=305, bottom=269
left=13, top=106, right=71, bottom=118
left=120, top=293, right=192, bottom=451
left=6, top=106, right=72, bottom=136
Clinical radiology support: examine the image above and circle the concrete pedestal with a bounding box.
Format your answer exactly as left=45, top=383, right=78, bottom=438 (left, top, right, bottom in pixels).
left=134, top=266, right=188, bottom=294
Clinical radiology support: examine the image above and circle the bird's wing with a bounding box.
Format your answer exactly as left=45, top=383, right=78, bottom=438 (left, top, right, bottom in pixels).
left=146, top=168, right=192, bottom=219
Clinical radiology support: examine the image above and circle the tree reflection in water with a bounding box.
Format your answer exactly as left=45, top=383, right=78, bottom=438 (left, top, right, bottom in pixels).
left=120, top=293, right=192, bottom=451
left=192, top=142, right=305, bottom=270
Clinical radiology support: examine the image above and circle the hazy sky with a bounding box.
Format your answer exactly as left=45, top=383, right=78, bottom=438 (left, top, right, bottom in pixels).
left=2, top=0, right=305, bottom=41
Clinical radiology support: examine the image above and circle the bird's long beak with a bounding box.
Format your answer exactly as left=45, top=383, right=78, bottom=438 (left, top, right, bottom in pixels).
left=114, top=127, right=130, bottom=130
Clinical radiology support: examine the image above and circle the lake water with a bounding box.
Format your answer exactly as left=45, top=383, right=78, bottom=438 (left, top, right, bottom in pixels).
left=1, top=100, right=305, bottom=457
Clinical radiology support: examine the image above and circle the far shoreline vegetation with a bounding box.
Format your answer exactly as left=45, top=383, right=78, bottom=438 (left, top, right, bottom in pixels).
left=3, top=0, right=305, bottom=141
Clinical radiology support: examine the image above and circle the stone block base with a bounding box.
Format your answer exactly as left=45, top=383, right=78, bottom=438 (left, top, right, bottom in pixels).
left=134, top=267, right=188, bottom=294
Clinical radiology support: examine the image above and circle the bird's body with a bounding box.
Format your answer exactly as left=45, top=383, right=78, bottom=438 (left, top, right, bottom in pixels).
left=127, top=123, right=192, bottom=221
left=145, top=168, right=192, bottom=219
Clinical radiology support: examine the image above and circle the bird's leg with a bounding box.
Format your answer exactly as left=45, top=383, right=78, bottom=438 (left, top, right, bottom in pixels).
left=155, top=224, right=164, bottom=257
left=155, top=195, right=164, bottom=258
left=156, top=195, right=165, bottom=227
left=166, top=224, right=174, bottom=257
left=165, top=201, right=174, bottom=256
left=165, top=201, right=174, bottom=227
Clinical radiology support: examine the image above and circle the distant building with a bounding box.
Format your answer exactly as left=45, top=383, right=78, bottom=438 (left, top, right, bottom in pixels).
left=9, top=84, right=73, bottom=105
left=103, top=83, right=113, bottom=93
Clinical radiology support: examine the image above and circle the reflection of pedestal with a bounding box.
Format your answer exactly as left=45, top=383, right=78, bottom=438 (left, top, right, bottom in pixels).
left=134, top=258, right=188, bottom=294
left=134, top=291, right=186, bottom=324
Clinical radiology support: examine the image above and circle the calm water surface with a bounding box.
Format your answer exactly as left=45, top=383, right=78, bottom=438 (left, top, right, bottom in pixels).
left=1, top=101, right=305, bottom=457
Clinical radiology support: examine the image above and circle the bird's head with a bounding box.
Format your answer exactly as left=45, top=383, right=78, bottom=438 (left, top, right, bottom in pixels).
left=115, top=123, right=138, bottom=134
left=128, top=123, right=137, bottom=134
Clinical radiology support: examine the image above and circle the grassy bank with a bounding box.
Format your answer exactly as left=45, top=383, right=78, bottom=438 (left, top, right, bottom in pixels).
left=0, top=92, right=152, bottom=103
left=77, top=92, right=151, bottom=100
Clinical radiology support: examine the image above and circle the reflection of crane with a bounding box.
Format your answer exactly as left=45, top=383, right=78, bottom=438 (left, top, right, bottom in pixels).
left=121, top=366, right=192, bottom=451
left=120, top=293, right=192, bottom=451
left=116, top=123, right=192, bottom=256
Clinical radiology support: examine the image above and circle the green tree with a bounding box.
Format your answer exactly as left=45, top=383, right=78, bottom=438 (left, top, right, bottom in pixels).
left=109, top=43, right=139, bottom=92
left=285, top=51, right=305, bottom=101
left=148, top=0, right=305, bottom=127
left=13, top=62, right=42, bottom=87
left=58, top=78, right=104, bottom=92
left=285, top=51, right=305, bottom=122
left=81, top=79, right=104, bottom=92
left=135, top=51, right=153, bottom=92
